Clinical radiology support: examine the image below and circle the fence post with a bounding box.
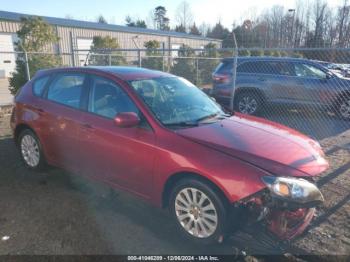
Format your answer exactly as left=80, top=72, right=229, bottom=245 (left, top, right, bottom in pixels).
left=108, top=54, right=112, bottom=66
left=24, top=51, right=30, bottom=81
left=196, top=58, right=199, bottom=85
left=69, top=32, right=76, bottom=67
left=138, top=50, right=142, bottom=67
left=229, top=33, right=238, bottom=112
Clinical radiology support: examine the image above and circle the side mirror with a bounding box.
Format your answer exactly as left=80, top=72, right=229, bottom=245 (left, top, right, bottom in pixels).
left=114, top=112, right=140, bottom=128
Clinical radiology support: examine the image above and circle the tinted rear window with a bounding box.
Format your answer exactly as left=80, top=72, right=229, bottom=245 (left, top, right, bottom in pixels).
left=237, top=61, right=272, bottom=74
left=215, top=62, right=233, bottom=73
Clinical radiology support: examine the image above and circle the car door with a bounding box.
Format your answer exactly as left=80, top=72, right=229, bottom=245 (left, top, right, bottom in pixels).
left=78, top=74, right=156, bottom=198
left=39, top=72, right=86, bottom=172
left=292, top=62, right=330, bottom=106
left=263, top=61, right=304, bottom=105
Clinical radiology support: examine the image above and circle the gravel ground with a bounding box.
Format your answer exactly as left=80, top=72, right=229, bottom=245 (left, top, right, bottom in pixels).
left=0, top=106, right=349, bottom=260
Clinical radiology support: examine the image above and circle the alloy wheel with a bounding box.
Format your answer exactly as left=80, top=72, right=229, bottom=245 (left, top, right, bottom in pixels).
left=174, top=187, right=218, bottom=238
left=238, top=96, right=258, bottom=114
left=21, top=134, right=40, bottom=167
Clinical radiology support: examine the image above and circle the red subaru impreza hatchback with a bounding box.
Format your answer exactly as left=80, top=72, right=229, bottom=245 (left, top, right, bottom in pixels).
left=11, top=67, right=328, bottom=244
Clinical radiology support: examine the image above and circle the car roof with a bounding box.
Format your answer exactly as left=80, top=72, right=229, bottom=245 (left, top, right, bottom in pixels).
left=221, top=56, right=311, bottom=64
left=37, top=66, right=174, bottom=81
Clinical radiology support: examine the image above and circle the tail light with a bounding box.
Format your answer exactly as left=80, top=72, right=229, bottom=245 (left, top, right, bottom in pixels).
left=212, top=73, right=230, bottom=84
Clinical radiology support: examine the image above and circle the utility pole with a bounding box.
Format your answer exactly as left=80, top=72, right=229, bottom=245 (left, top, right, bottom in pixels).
left=288, top=9, right=296, bottom=48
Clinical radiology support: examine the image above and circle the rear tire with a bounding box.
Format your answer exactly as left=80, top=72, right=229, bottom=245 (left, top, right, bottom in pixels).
left=336, top=96, right=350, bottom=120
left=18, top=129, right=47, bottom=171
left=169, top=178, right=229, bottom=245
left=234, top=92, right=262, bottom=116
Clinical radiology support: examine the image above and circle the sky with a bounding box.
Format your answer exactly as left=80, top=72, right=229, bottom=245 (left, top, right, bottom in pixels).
left=0, top=0, right=345, bottom=29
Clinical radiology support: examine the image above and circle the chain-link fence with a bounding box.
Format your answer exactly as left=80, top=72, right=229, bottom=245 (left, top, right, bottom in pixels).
left=1, top=47, right=350, bottom=140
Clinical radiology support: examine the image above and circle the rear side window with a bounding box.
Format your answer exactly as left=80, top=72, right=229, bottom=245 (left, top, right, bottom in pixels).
left=47, top=74, right=85, bottom=109
left=33, top=76, right=50, bottom=97
left=267, top=62, right=295, bottom=76
left=237, top=61, right=272, bottom=74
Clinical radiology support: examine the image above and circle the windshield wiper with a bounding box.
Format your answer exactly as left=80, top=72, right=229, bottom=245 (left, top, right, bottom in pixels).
left=163, top=121, right=199, bottom=128
left=195, top=112, right=230, bottom=123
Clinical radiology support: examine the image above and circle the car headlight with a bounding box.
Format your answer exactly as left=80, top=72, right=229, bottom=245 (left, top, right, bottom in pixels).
left=261, top=176, right=324, bottom=204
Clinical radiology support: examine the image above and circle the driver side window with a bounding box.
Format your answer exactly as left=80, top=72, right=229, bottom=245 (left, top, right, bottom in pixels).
left=88, top=76, right=139, bottom=119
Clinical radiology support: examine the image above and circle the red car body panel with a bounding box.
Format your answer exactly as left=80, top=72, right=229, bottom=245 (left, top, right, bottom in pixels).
left=176, top=113, right=329, bottom=178
left=11, top=67, right=329, bottom=240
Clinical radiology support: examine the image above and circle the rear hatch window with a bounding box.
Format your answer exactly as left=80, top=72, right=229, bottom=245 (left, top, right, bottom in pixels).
left=215, top=61, right=233, bottom=74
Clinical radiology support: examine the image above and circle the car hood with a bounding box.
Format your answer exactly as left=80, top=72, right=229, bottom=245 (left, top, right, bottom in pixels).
left=177, top=113, right=329, bottom=177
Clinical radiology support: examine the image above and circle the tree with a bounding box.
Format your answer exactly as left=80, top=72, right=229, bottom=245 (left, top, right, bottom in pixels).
left=337, top=0, right=350, bottom=47
left=9, top=16, right=61, bottom=95
left=198, top=43, right=219, bottom=85
left=89, top=36, right=126, bottom=66
left=125, top=15, right=135, bottom=27
left=175, top=24, right=186, bottom=33
left=250, top=49, right=264, bottom=56
left=175, top=1, right=193, bottom=32
left=125, top=16, right=147, bottom=28
left=141, top=40, right=163, bottom=70
left=97, top=15, right=107, bottom=24
left=189, top=23, right=201, bottom=35
left=154, top=6, right=170, bottom=30
left=171, top=45, right=196, bottom=83
left=238, top=49, right=251, bottom=56
left=207, top=21, right=228, bottom=39
left=136, top=20, right=147, bottom=28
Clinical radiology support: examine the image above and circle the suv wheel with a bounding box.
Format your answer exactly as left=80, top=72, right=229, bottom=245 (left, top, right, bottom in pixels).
left=169, top=179, right=229, bottom=245
left=235, top=92, right=262, bottom=115
left=337, top=96, right=350, bottom=120
left=18, top=129, right=46, bottom=170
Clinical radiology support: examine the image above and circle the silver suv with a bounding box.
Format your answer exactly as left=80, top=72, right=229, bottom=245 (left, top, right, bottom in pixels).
left=212, top=57, right=350, bottom=119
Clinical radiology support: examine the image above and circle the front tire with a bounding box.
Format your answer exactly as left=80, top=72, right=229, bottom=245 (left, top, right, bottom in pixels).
left=18, top=129, right=46, bottom=171
left=169, top=178, right=229, bottom=245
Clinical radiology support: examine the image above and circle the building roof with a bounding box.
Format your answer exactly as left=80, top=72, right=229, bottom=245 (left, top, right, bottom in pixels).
left=0, top=10, right=221, bottom=42
left=222, top=56, right=310, bottom=63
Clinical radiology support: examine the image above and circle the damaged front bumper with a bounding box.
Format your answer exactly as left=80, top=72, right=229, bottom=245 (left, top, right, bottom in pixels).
left=235, top=177, right=323, bottom=240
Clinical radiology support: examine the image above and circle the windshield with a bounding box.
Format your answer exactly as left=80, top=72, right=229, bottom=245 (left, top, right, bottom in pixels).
left=128, top=77, right=226, bottom=127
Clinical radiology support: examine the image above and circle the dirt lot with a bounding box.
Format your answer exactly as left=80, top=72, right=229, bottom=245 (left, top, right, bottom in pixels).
left=0, top=106, right=349, bottom=259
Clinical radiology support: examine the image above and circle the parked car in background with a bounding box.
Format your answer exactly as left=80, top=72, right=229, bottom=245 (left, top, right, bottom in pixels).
left=317, top=61, right=350, bottom=78
left=11, top=66, right=328, bottom=244
left=212, top=57, right=350, bottom=119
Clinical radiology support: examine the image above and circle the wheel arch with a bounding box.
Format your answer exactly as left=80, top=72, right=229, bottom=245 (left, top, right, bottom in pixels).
left=14, top=123, right=36, bottom=146
left=161, top=172, right=230, bottom=209
left=234, top=87, right=267, bottom=103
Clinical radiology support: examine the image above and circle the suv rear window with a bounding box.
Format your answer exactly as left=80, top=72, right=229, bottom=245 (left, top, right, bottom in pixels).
left=215, top=62, right=233, bottom=73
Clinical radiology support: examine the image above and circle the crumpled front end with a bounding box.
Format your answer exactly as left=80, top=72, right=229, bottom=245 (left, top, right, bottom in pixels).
left=235, top=176, right=323, bottom=240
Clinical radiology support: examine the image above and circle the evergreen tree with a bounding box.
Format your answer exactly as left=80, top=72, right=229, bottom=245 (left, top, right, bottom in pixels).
left=89, top=36, right=126, bottom=66
left=9, top=16, right=61, bottom=95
